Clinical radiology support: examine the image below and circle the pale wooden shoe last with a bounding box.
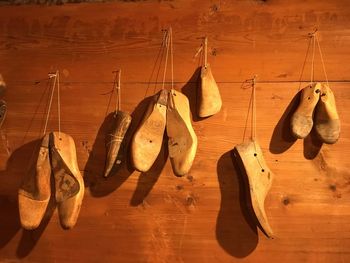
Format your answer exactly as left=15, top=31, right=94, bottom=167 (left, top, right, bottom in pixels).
left=314, top=84, right=340, bottom=144
left=50, top=132, right=84, bottom=229
left=131, top=90, right=168, bottom=172
left=199, top=64, right=222, bottom=117
left=233, top=140, right=274, bottom=238
left=104, top=110, right=132, bottom=177
left=291, top=83, right=321, bottom=139
left=167, top=89, right=197, bottom=176
left=18, top=134, right=51, bottom=230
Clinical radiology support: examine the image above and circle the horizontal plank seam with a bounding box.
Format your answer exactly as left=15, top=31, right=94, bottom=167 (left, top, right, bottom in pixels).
left=6, top=80, right=350, bottom=85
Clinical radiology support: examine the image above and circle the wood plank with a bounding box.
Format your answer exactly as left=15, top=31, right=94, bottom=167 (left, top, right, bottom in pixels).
left=0, top=1, right=350, bottom=262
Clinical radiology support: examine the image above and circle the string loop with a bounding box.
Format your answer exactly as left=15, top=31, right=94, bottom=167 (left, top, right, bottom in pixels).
left=242, top=75, right=257, bottom=142
left=193, top=36, right=208, bottom=68
left=315, top=33, right=329, bottom=87
left=161, top=29, right=170, bottom=91
left=170, top=27, right=174, bottom=90
left=160, top=27, right=174, bottom=91
left=43, top=70, right=61, bottom=137
left=112, top=69, right=121, bottom=112
left=299, top=28, right=329, bottom=89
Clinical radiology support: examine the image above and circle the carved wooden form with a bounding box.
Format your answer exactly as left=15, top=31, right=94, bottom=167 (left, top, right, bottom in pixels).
left=104, top=110, right=132, bottom=177
left=291, top=82, right=340, bottom=144
left=167, top=89, right=197, bottom=176
left=131, top=89, right=168, bottom=172
left=199, top=64, right=222, bottom=117
left=18, top=134, right=51, bottom=230
left=314, top=83, right=340, bottom=144
left=50, top=131, right=84, bottom=229
left=291, top=82, right=321, bottom=139
left=232, top=140, right=274, bottom=238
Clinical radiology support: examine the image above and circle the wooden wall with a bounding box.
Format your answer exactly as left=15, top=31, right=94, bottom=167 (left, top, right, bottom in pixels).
left=0, top=0, right=350, bottom=262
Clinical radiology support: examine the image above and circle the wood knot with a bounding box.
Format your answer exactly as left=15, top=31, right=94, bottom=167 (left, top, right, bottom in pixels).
left=329, top=184, right=336, bottom=192
left=282, top=197, right=290, bottom=206
left=176, top=185, right=184, bottom=191
left=211, top=4, right=219, bottom=12
left=186, top=194, right=197, bottom=207
left=186, top=175, right=194, bottom=182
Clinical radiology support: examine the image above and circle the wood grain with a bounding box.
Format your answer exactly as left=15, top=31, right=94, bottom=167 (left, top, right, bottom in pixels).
left=0, top=0, right=350, bottom=262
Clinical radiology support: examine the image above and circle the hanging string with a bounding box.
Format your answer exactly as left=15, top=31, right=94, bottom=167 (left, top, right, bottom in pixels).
left=240, top=75, right=264, bottom=168
left=115, top=69, right=121, bottom=112
left=28, top=70, right=61, bottom=172
left=193, top=45, right=203, bottom=61
left=204, top=36, right=208, bottom=68
left=57, top=70, right=61, bottom=138
left=170, top=27, right=174, bottom=90
left=153, top=31, right=168, bottom=94
left=304, top=29, right=330, bottom=88
left=315, top=33, right=329, bottom=87
left=298, top=29, right=318, bottom=91
left=251, top=75, right=257, bottom=141
left=241, top=75, right=257, bottom=143
left=43, top=70, right=62, bottom=138
left=193, top=37, right=208, bottom=68
left=310, top=32, right=316, bottom=84
left=161, top=29, right=170, bottom=90
left=144, top=30, right=167, bottom=96
left=43, top=72, right=57, bottom=135
left=298, top=35, right=312, bottom=91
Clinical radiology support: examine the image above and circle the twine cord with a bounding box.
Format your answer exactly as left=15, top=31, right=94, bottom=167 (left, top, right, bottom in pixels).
left=43, top=71, right=58, bottom=135
left=114, top=69, right=121, bottom=112
left=204, top=36, right=208, bottom=68
left=315, top=33, right=329, bottom=87
left=161, top=29, right=170, bottom=91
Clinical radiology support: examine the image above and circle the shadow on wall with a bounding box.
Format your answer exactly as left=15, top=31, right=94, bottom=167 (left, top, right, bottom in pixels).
left=82, top=110, right=134, bottom=197
left=181, top=66, right=211, bottom=123
left=269, top=90, right=299, bottom=154
left=269, top=89, right=322, bottom=158
left=0, top=78, right=60, bottom=258
left=0, top=90, right=169, bottom=259
left=303, top=127, right=323, bottom=160
left=83, top=33, right=171, bottom=199
left=0, top=139, right=56, bottom=259
left=130, top=133, right=168, bottom=206
left=84, top=94, right=167, bottom=203
left=0, top=94, right=168, bottom=258
left=216, top=150, right=258, bottom=258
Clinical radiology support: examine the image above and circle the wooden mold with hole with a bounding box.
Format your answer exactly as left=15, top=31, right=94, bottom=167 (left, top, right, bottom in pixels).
left=198, top=63, right=222, bottom=117
left=314, top=83, right=340, bottom=144
left=197, top=37, right=222, bottom=118
left=167, top=89, right=197, bottom=176
left=232, top=139, right=274, bottom=238
left=18, top=134, right=51, bottom=230
left=131, top=89, right=168, bottom=172
left=50, top=131, right=84, bottom=229
left=291, top=82, right=321, bottom=139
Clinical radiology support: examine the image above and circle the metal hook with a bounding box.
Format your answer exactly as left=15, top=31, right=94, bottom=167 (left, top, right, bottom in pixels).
left=161, top=29, right=169, bottom=47
left=193, top=45, right=203, bottom=59
left=196, top=36, right=207, bottom=43
left=308, top=27, right=318, bottom=38
left=241, top=75, right=258, bottom=89
left=252, top=74, right=257, bottom=87
left=48, top=72, right=57, bottom=79
left=48, top=70, right=59, bottom=79
left=193, top=36, right=208, bottom=66
left=112, top=69, right=121, bottom=89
